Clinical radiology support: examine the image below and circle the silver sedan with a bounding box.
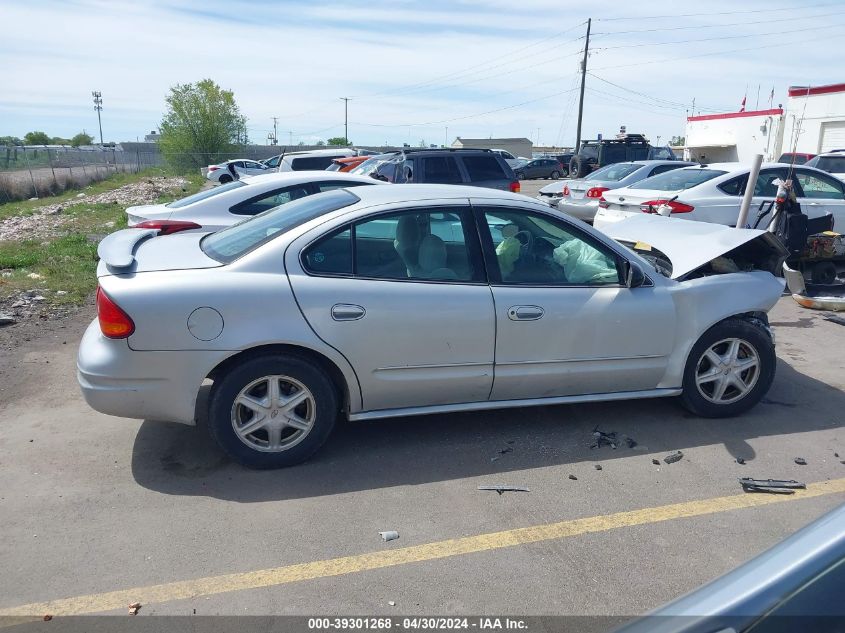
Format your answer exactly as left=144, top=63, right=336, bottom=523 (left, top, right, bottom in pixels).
left=79, top=184, right=786, bottom=468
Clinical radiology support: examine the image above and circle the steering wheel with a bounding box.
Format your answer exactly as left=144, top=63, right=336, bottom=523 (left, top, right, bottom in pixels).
left=513, top=230, right=533, bottom=254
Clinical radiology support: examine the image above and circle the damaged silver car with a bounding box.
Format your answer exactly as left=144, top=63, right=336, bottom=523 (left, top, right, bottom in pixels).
left=78, top=185, right=787, bottom=468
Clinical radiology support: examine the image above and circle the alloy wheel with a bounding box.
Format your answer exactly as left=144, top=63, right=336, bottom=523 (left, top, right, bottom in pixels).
left=231, top=375, right=316, bottom=452
left=695, top=338, right=760, bottom=404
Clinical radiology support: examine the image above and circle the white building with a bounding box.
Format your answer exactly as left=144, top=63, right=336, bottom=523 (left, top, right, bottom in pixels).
left=451, top=137, right=533, bottom=159
left=684, top=81, right=845, bottom=163
left=781, top=83, right=845, bottom=154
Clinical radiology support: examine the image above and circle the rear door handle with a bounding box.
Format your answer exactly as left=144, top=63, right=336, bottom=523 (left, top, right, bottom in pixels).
left=508, top=305, right=544, bottom=321
left=331, top=304, right=366, bottom=321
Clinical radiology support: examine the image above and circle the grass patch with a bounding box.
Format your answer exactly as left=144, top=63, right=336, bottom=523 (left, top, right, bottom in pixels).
left=0, top=170, right=205, bottom=306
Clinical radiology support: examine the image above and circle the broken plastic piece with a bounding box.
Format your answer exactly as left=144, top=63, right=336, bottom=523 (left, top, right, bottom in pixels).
left=478, top=484, right=530, bottom=495
left=568, top=474, right=578, bottom=480
left=388, top=601, right=396, bottom=607
left=794, top=457, right=807, bottom=466
left=43, top=615, right=52, bottom=622
left=651, top=459, right=660, bottom=465
left=736, top=457, right=746, bottom=465
left=664, top=451, right=684, bottom=464
left=740, top=478, right=806, bottom=495
left=379, top=531, right=399, bottom=542
left=128, top=602, right=141, bottom=616
left=594, top=464, right=603, bottom=470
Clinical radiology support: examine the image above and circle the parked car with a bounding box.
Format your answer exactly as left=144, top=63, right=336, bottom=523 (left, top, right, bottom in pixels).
left=261, top=149, right=357, bottom=172
left=327, top=156, right=369, bottom=172
left=489, top=148, right=524, bottom=169
left=357, top=148, right=519, bottom=192
left=81, top=184, right=785, bottom=468
left=206, top=159, right=270, bottom=184
left=616, top=502, right=845, bottom=633
left=595, top=163, right=845, bottom=230
left=776, top=151, right=815, bottom=165
left=570, top=133, right=677, bottom=178
left=514, top=158, right=565, bottom=180
left=804, top=152, right=845, bottom=180
left=346, top=152, right=399, bottom=176
left=125, top=172, right=383, bottom=233
left=537, top=160, right=695, bottom=222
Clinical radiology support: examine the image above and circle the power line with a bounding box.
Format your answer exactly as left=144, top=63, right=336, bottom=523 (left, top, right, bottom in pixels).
left=587, top=73, right=732, bottom=113
left=592, top=8, right=845, bottom=36
left=596, top=1, right=840, bottom=21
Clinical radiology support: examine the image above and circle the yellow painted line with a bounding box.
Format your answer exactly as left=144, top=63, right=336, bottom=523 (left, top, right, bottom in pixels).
left=2, top=478, right=844, bottom=616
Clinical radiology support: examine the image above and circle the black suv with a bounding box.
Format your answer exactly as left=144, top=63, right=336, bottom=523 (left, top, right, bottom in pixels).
left=569, top=134, right=676, bottom=178
left=362, top=148, right=520, bottom=192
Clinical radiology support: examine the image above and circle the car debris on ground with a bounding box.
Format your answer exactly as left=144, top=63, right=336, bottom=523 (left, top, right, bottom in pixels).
left=824, top=314, right=845, bottom=326
left=736, top=457, right=746, bottom=465
left=794, top=457, right=807, bottom=465
left=568, top=474, right=578, bottom=480
left=477, top=485, right=530, bottom=495
left=739, top=478, right=806, bottom=495
left=379, top=531, right=399, bottom=542
left=128, top=602, right=141, bottom=615
left=664, top=451, right=684, bottom=464
left=0, top=313, right=15, bottom=327
left=652, top=459, right=660, bottom=465
left=594, top=464, right=603, bottom=470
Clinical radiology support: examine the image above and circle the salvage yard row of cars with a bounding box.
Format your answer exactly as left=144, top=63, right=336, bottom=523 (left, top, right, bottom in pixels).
left=79, top=143, right=805, bottom=468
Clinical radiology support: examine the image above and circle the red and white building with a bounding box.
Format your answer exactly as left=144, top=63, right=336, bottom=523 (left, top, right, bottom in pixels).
left=683, top=82, right=845, bottom=163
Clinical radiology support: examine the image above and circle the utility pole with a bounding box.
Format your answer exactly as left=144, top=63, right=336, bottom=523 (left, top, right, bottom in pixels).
left=574, top=18, right=591, bottom=155
left=287, top=130, right=293, bottom=145
left=340, top=97, right=351, bottom=144
left=271, top=117, right=279, bottom=145
left=92, top=91, right=103, bottom=145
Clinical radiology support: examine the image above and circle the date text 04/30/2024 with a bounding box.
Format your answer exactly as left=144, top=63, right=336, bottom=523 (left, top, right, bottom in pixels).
left=307, top=617, right=528, bottom=630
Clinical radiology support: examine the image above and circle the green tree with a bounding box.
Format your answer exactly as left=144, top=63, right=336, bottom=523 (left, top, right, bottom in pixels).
left=51, top=137, right=71, bottom=145
left=24, top=131, right=50, bottom=145
left=326, top=136, right=351, bottom=146
left=670, top=135, right=685, bottom=146
left=0, top=136, right=22, bottom=146
left=315, top=140, right=326, bottom=146
left=158, top=79, right=248, bottom=170
left=70, top=132, right=94, bottom=147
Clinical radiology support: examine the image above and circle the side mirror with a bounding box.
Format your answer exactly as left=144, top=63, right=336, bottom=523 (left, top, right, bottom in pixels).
left=625, top=261, right=646, bottom=288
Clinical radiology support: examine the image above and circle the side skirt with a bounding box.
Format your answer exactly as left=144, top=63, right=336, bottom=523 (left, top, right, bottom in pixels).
left=348, top=388, right=682, bottom=422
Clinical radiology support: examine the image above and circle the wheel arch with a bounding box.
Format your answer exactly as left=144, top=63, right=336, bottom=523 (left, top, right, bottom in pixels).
left=682, top=311, right=773, bottom=371
left=204, top=343, right=358, bottom=415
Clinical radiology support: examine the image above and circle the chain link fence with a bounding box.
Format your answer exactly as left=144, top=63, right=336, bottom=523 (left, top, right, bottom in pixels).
left=0, top=145, right=164, bottom=203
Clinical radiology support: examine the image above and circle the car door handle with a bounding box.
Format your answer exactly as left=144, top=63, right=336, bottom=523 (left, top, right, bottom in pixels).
left=331, top=304, right=366, bottom=321
left=508, top=305, right=544, bottom=321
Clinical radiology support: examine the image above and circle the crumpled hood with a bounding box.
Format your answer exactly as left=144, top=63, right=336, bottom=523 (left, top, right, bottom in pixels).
left=600, top=214, right=788, bottom=280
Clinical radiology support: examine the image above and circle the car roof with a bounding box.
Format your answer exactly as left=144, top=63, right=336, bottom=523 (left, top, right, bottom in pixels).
left=613, top=160, right=695, bottom=167
left=341, top=183, right=530, bottom=206
left=239, top=171, right=379, bottom=186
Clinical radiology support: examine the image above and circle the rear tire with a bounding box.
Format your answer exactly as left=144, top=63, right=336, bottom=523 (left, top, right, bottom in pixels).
left=811, top=261, right=837, bottom=285
left=550, top=170, right=561, bottom=179
left=515, top=171, right=525, bottom=180
left=218, top=174, right=233, bottom=184
left=679, top=318, right=775, bottom=418
left=569, top=156, right=590, bottom=178
left=208, top=354, right=338, bottom=469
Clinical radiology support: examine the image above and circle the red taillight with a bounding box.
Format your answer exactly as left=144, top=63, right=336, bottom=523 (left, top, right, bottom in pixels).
left=562, top=184, right=570, bottom=196
left=640, top=199, right=695, bottom=214
left=586, top=186, right=610, bottom=199
left=133, top=220, right=202, bottom=235
left=509, top=181, right=520, bottom=193
left=208, top=165, right=219, bottom=172
left=96, top=287, right=135, bottom=339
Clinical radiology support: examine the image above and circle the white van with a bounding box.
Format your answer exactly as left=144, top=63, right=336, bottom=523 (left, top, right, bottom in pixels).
left=261, top=149, right=357, bottom=172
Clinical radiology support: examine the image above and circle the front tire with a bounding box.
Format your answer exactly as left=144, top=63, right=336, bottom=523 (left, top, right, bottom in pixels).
left=679, top=318, right=775, bottom=418
left=550, top=170, right=561, bottom=179
left=208, top=354, right=338, bottom=468
left=218, top=174, right=233, bottom=184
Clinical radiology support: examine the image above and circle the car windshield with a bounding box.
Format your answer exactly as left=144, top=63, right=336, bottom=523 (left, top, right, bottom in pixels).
left=348, top=155, right=394, bottom=176
left=813, top=156, right=845, bottom=173
left=166, top=180, right=247, bottom=208
left=629, top=168, right=727, bottom=191
left=201, top=189, right=360, bottom=263
left=586, top=163, right=643, bottom=182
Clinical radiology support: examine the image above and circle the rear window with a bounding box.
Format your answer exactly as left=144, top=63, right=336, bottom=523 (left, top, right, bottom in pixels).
left=462, top=155, right=506, bottom=181
left=201, top=189, right=360, bottom=263
left=166, top=180, right=246, bottom=208
left=813, top=156, right=845, bottom=173
left=587, top=163, right=643, bottom=182
left=630, top=168, right=726, bottom=191
left=290, top=156, right=336, bottom=170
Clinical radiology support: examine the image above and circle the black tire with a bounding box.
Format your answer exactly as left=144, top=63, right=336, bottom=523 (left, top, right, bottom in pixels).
left=550, top=170, right=561, bottom=179
left=679, top=318, right=775, bottom=418
left=569, top=156, right=590, bottom=178
left=218, top=174, right=233, bottom=184
left=811, top=261, right=837, bottom=285
left=208, top=354, right=338, bottom=469
left=515, top=171, right=525, bottom=180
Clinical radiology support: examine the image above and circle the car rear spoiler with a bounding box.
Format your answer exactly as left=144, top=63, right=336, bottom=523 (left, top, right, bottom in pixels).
left=97, top=228, right=159, bottom=271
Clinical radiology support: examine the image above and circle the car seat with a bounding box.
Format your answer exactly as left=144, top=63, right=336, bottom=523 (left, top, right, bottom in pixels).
left=417, top=234, right=457, bottom=279
left=394, top=215, right=422, bottom=275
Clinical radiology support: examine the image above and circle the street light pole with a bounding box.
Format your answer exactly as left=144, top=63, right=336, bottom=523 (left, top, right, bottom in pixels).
left=340, top=97, right=351, bottom=144
left=574, top=19, right=591, bottom=155
left=92, top=91, right=103, bottom=144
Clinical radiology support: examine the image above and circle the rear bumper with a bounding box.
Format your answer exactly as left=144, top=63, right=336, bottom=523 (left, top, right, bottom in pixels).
left=77, top=320, right=228, bottom=425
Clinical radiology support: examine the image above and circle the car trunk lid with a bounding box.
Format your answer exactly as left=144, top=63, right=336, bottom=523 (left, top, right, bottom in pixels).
left=97, top=229, right=222, bottom=277
left=601, top=214, right=788, bottom=280
left=601, top=187, right=675, bottom=211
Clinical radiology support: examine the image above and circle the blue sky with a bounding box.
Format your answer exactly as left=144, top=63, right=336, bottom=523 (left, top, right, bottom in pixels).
left=2, top=0, right=844, bottom=147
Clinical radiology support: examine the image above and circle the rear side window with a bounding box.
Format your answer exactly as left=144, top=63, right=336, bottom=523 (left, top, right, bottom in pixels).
left=462, top=155, right=506, bottom=181
left=650, top=163, right=685, bottom=176
left=229, top=185, right=312, bottom=216
left=814, top=156, right=845, bottom=173
left=202, top=189, right=359, bottom=263
left=290, top=156, right=336, bottom=170
left=302, top=227, right=352, bottom=275
left=421, top=156, right=462, bottom=184
left=630, top=168, right=727, bottom=191
left=718, top=176, right=747, bottom=196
